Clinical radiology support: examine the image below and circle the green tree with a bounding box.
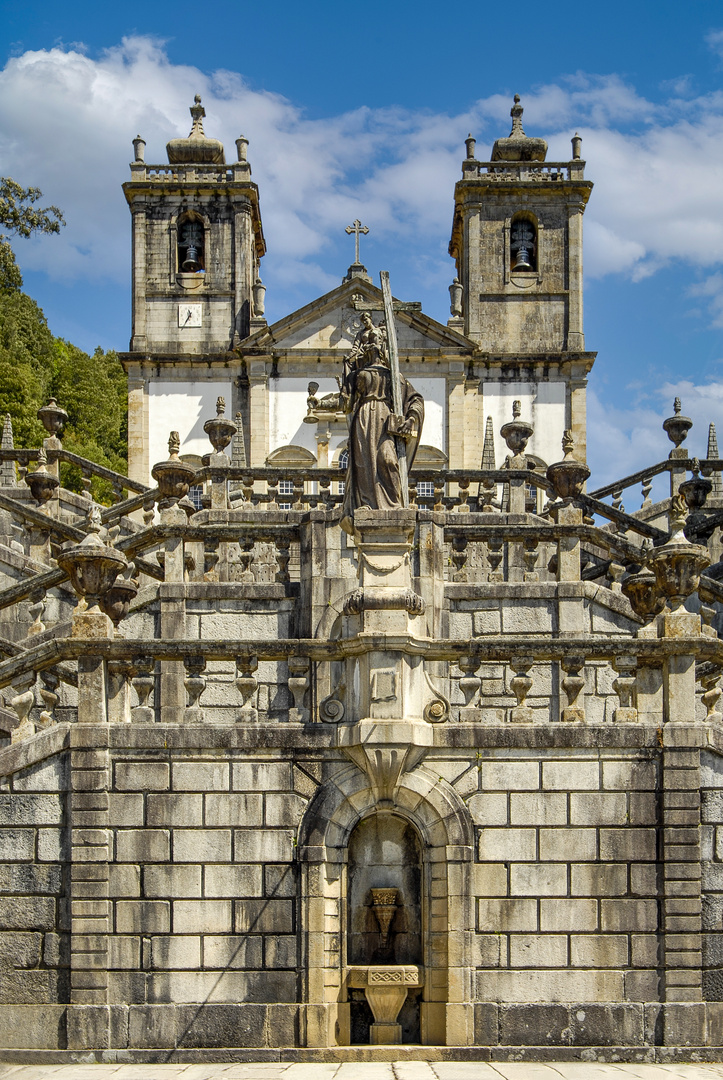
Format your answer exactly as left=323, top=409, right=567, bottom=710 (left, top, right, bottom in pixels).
left=0, top=179, right=127, bottom=500
left=0, top=177, right=64, bottom=293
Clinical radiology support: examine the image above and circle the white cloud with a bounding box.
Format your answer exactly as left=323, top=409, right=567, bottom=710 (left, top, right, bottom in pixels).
left=707, top=29, right=723, bottom=62
left=586, top=379, right=723, bottom=492
left=2, top=37, right=723, bottom=354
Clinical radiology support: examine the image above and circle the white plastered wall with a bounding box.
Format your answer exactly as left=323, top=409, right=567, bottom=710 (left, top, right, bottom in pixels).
left=482, top=380, right=566, bottom=467
left=148, top=380, right=234, bottom=478
left=268, top=376, right=447, bottom=461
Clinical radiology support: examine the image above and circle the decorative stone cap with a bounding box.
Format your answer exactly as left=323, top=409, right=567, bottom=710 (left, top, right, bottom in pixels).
left=167, top=95, right=225, bottom=165
left=491, top=95, right=548, bottom=163
left=347, top=965, right=424, bottom=988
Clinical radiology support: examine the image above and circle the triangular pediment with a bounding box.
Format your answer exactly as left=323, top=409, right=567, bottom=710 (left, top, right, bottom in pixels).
left=240, top=277, right=475, bottom=355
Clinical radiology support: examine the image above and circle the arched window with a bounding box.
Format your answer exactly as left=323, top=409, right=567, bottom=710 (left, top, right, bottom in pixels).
left=177, top=212, right=205, bottom=274
left=337, top=448, right=349, bottom=495
left=510, top=215, right=537, bottom=273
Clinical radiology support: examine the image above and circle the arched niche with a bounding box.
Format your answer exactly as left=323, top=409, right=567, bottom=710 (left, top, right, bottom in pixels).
left=297, top=763, right=475, bottom=1048
left=347, top=811, right=424, bottom=1044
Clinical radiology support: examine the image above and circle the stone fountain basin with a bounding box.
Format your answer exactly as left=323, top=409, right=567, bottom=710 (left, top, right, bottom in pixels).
left=347, top=966, right=424, bottom=1045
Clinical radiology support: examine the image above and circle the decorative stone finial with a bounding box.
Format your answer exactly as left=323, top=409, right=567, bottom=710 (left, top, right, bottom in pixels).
left=216, top=396, right=226, bottom=417
left=571, top=132, right=582, bottom=160
left=546, top=430, right=590, bottom=500
left=491, top=95, right=547, bottom=163
left=167, top=95, right=225, bottom=165
left=510, top=94, right=525, bottom=137
left=465, top=133, right=476, bottom=160
left=189, top=94, right=206, bottom=137
left=512, top=399, right=521, bottom=419
left=133, top=135, right=146, bottom=163
left=168, top=431, right=181, bottom=458
left=235, top=136, right=249, bottom=163
left=663, top=398, right=693, bottom=449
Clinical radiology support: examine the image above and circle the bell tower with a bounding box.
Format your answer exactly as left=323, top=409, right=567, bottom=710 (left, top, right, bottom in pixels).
left=122, top=95, right=266, bottom=357
left=121, top=96, right=267, bottom=485
left=448, top=96, right=595, bottom=460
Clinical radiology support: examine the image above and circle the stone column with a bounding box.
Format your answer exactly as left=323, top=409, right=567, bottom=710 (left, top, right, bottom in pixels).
left=567, top=200, right=585, bottom=351
left=551, top=501, right=585, bottom=635
left=446, top=362, right=467, bottom=470
left=67, top=613, right=113, bottom=1049
left=661, top=727, right=704, bottom=1043
left=130, top=206, right=147, bottom=352
left=127, top=368, right=149, bottom=487
left=463, top=212, right=481, bottom=341
left=232, top=199, right=253, bottom=342
left=159, top=503, right=187, bottom=724
left=568, top=362, right=588, bottom=464
left=247, top=359, right=269, bottom=468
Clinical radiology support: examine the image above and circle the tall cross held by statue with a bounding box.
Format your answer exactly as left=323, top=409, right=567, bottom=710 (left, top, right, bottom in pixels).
left=345, top=219, right=369, bottom=265
left=380, top=271, right=410, bottom=508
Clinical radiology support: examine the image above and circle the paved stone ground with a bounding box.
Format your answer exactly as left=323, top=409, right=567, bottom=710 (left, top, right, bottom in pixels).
left=4, top=1063, right=723, bottom=1079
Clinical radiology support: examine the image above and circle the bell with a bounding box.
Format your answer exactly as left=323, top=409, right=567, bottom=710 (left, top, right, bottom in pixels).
left=512, top=244, right=533, bottom=272
left=182, top=244, right=200, bottom=272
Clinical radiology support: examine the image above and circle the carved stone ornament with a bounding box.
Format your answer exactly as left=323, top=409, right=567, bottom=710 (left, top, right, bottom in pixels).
left=151, top=430, right=197, bottom=506
left=343, top=588, right=425, bottom=617
left=204, top=397, right=237, bottom=454
left=622, top=569, right=666, bottom=622
left=663, top=397, right=693, bottom=448
left=500, top=399, right=534, bottom=456
left=647, top=493, right=710, bottom=611
left=546, top=430, right=590, bottom=500
left=24, top=447, right=59, bottom=505
left=319, top=695, right=345, bottom=723
left=99, top=576, right=139, bottom=628
left=37, top=397, right=68, bottom=436
left=57, top=504, right=128, bottom=611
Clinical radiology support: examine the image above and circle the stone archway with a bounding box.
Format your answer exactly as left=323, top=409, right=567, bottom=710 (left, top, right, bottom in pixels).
left=296, top=760, right=475, bottom=1048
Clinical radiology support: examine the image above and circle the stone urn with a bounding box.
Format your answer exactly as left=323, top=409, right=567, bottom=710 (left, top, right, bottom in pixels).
left=622, top=569, right=666, bottom=622
left=647, top=494, right=709, bottom=611
left=57, top=506, right=128, bottom=611
left=663, top=397, right=692, bottom=449
left=100, top=576, right=139, bottom=628
left=546, top=430, right=590, bottom=501
left=24, top=447, right=59, bottom=505
left=500, top=399, right=533, bottom=455
left=680, top=464, right=712, bottom=513
left=37, top=397, right=68, bottom=437
left=152, top=431, right=197, bottom=506
left=203, top=396, right=237, bottom=454
left=370, top=888, right=399, bottom=944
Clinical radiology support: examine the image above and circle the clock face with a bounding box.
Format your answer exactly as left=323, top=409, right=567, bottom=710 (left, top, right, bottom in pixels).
left=178, top=303, right=202, bottom=328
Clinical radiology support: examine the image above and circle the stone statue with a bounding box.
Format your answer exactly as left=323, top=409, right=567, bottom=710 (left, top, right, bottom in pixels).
left=340, top=311, right=424, bottom=532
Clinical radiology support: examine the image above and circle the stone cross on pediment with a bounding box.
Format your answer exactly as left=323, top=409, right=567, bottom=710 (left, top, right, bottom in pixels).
left=345, top=219, right=369, bottom=265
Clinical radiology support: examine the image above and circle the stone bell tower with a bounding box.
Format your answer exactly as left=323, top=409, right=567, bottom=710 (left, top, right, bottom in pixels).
left=448, top=96, right=596, bottom=460
left=121, top=96, right=267, bottom=484
left=122, top=95, right=266, bottom=357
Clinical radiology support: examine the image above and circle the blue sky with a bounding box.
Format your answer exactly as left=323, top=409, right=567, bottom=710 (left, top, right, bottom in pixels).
left=1, top=0, right=723, bottom=484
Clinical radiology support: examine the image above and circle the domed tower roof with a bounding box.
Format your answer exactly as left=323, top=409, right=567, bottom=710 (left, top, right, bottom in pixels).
left=491, top=95, right=547, bottom=162
left=166, top=95, right=225, bottom=165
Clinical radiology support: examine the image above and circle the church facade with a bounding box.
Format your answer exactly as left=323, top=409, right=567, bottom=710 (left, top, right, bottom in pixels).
left=0, top=95, right=722, bottom=1061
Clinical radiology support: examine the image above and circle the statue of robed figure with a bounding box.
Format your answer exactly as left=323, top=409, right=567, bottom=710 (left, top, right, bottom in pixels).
left=340, top=273, right=424, bottom=533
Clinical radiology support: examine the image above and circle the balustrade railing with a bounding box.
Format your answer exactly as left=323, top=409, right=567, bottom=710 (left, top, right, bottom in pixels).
left=0, top=634, right=718, bottom=739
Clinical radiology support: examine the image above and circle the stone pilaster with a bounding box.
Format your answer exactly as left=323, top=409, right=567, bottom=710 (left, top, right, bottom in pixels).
left=662, top=729, right=703, bottom=1013
left=159, top=502, right=187, bottom=724
left=68, top=722, right=111, bottom=1049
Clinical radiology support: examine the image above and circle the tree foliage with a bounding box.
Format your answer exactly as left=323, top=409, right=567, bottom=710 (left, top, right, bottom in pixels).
left=0, top=289, right=128, bottom=502
left=0, top=177, right=65, bottom=293
left=0, top=178, right=127, bottom=501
